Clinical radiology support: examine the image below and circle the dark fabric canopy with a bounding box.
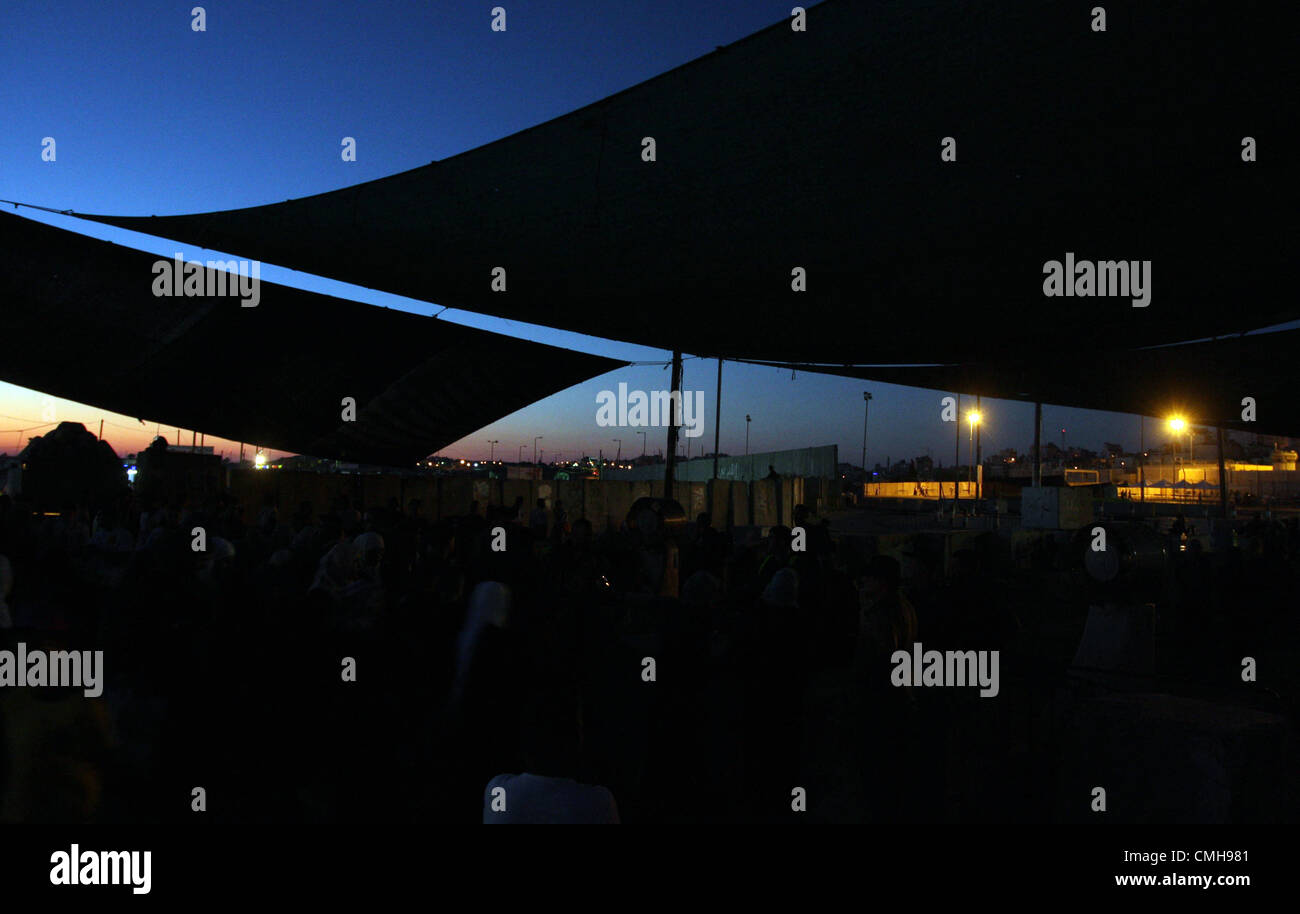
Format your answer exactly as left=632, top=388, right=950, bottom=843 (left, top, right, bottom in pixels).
left=0, top=212, right=624, bottom=465
left=747, top=329, right=1300, bottom=437
left=69, top=0, right=1294, bottom=364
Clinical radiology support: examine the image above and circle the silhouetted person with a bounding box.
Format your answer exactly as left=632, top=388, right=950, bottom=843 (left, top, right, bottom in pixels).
left=551, top=499, right=567, bottom=541
left=529, top=499, right=549, bottom=540
left=855, top=555, right=917, bottom=673
left=743, top=567, right=807, bottom=819
left=1171, top=513, right=1188, bottom=537
left=852, top=554, right=917, bottom=821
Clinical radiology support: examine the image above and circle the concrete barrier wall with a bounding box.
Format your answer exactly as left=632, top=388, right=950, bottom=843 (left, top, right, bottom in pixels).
left=608, top=444, right=838, bottom=482
left=801, top=475, right=835, bottom=512
left=227, top=471, right=830, bottom=533
left=552, top=480, right=582, bottom=524
left=440, top=475, right=473, bottom=518
left=752, top=479, right=775, bottom=527
left=610, top=480, right=632, bottom=529
left=686, top=482, right=708, bottom=521
left=742, top=481, right=756, bottom=526
left=708, top=479, right=728, bottom=526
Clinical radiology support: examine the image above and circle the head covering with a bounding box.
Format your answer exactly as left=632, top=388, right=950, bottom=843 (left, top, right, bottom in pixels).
left=450, top=581, right=512, bottom=708
left=682, top=570, right=722, bottom=609
left=354, top=531, right=385, bottom=553
left=311, top=541, right=360, bottom=596
left=209, top=537, right=236, bottom=561
left=864, top=554, right=902, bottom=588
left=761, top=567, right=799, bottom=608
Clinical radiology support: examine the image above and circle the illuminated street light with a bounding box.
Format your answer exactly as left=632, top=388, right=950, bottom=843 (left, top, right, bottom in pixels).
left=1167, top=415, right=1194, bottom=478
left=254, top=452, right=267, bottom=468
left=966, top=411, right=981, bottom=485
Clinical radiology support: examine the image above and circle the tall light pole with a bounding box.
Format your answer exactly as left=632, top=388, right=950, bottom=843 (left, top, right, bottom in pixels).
left=1032, top=402, right=1042, bottom=488
left=487, top=439, right=498, bottom=462
left=967, top=410, right=981, bottom=484
left=1139, top=414, right=1146, bottom=502
left=533, top=436, right=543, bottom=464
left=861, top=391, right=872, bottom=473
left=638, top=430, right=647, bottom=458
left=713, top=358, right=723, bottom=481
left=746, top=413, right=753, bottom=482
left=954, top=393, right=961, bottom=506
left=1168, top=416, right=1186, bottom=481
left=665, top=350, right=683, bottom=500
left=1216, top=425, right=1228, bottom=517
left=612, top=438, right=622, bottom=465
left=517, top=444, right=525, bottom=463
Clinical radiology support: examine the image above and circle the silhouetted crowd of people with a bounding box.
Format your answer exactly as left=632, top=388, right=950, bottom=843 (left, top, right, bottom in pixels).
left=0, top=486, right=1297, bottom=823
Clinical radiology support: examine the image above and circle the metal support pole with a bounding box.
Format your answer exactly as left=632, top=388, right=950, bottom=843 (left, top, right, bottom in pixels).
left=1217, top=426, right=1228, bottom=517
left=861, top=391, right=872, bottom=474
left=712, top=358, right=722, bottom=480
left=1033, top=402, right=1042, bottom=487
left=665, top=350, right=683, bottom=500
left=954, top=393, right=961, bottom=505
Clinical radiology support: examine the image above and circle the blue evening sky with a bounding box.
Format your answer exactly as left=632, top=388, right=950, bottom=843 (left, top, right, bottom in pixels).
left=0, top=0, right=1211, bottom=463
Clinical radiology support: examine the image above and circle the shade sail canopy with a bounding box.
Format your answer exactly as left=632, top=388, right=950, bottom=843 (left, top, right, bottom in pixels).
left=69, top=0, right=1294, bottom=365
left=0, top=212, right=624, bottom=466
left=747, top=329, right=1300, bottom=437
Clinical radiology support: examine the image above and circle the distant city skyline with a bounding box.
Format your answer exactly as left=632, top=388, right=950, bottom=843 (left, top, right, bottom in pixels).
left=3, top=374, right=1287, bottom=469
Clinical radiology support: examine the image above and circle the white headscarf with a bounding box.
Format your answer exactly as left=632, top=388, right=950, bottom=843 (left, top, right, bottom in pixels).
left=450, top=581, right=511, bottom=708
left=311, top=541, right=360, bottom=598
